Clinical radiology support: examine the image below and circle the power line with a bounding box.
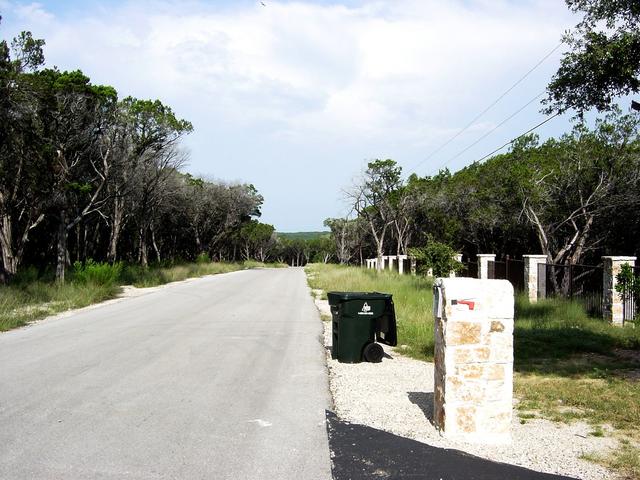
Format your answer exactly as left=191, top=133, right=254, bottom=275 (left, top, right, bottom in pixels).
left=408, top=42, right=562, bottom=173
left=432, top=91, right=545, bottom=173
left=471, top=112, right=561, bottom=165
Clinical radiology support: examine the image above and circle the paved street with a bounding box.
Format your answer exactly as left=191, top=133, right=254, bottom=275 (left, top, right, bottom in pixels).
left=0, top=268, right=331, bottom=479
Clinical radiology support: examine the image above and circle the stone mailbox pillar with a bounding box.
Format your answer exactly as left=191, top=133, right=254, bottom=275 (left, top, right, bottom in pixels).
left=477, top=254, right=496, bottom=280
left=433, top=277, right=514, bottom=444
left=602, top=256, right=636, bottom=326
left=523, top=255, right=548, bottom=303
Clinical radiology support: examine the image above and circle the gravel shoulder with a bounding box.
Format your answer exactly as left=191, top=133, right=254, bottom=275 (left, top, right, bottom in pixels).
left=313, top=295, right=619, bottom=480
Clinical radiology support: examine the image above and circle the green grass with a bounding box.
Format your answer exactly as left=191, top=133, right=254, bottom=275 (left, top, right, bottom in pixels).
left=121, top=262, right=244, bottom=288
left=0, top=281, right=120, bottom=331
left=306, top=263, right=640, bottom=479
left=305, top=263, right=435, bottom=360
left=0, top=260, right=285, bottom=331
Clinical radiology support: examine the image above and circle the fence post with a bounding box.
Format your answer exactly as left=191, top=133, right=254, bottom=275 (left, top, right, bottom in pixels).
left=602, top=256, right=637, bottom=326
left=388, top=256, right=396, bottom=271
left=522, top=255, right=547, bottom=303
left=477, top=254, right=496, bottom=280
left=398, top=255, right=407, bottom=275
left=450, top=253, right=463, bottom=278
left=410, top=256, right=417, bottom=276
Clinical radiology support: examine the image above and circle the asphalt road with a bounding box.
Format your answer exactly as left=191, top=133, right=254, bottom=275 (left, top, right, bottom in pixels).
left=0, top=268, right=331, bottom=480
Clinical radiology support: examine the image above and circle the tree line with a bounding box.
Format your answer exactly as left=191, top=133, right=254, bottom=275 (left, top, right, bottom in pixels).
left=0, top=27, right=291, bottom=283
left=325, top=0, right=640, bottom=269
left=326, top=111, right=640, bottom=268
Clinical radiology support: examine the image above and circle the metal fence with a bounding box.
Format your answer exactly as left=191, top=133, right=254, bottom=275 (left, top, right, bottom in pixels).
left=621, top=265, right=640, bottom=322
left=538, top=263, right=604, bottom=317
left=488, top=258, right=525, bottom=292
left=460, top=261, right=478, bottom=278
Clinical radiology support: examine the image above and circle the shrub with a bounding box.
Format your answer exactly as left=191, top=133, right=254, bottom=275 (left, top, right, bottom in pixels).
left=195, top=252, right=211, bottom=264
left=72, top=259, right=122, bottom=286
left=408, top=239, right=462, bottom=277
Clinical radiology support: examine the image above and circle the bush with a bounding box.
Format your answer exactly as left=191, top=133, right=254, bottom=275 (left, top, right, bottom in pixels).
left=195, top=252, right=211, bottom=264
left=408, top=240, right=462, bottom=277
left=72, top=260, right=123, bottom=286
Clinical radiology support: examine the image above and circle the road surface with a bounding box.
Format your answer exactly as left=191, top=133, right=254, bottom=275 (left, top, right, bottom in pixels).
left=0, top=268, right=331, bottom=479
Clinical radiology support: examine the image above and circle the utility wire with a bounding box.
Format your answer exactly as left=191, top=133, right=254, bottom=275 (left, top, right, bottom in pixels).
left=431, top=91, right=546, bottom=173
left=408, top=42, right=562, bottom=173
left=471, top=112, right=561, bottom=165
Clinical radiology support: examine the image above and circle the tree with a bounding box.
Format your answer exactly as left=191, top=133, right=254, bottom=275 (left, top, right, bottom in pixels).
left=37, top=68, right=118, bottom=282
left=0, top=29, right=48, bottom=282
left=239, top=221, right=275, bottom=261
left=545, top=0, right=640, bottom=114
left=518, top=111, right=640, bottom=265
left=347, top=159, right=402, bottom=270
left=124, top=97, right=192, bottom=267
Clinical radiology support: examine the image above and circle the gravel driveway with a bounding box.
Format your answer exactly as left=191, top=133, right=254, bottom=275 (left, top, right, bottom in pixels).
left=315, top=296, right=618, bottom=480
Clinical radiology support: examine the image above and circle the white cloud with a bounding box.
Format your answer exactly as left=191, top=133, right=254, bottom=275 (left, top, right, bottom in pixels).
left=1, top=0, right=577, bottom=228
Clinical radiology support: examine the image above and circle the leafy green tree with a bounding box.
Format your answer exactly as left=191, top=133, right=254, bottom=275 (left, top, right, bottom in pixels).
left=518, top=110, right=640, bottom=265
left=545, top=0, right=640, bottom=114
left=408, top=239, right=462, bottom=277
left=0, top=29, right=48, bottom=281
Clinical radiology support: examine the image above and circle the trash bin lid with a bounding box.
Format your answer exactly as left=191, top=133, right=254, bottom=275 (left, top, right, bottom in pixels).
left=327, top=291, right=392, bottom=305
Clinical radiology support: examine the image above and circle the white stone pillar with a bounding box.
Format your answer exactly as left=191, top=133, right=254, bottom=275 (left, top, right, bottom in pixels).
left=477, top=254, right=496, bottom=280
left=388, top=256, right=396, bottom=271
left=450, top=253, right=463, bottom=278
left=433, top=277, right=514, bottom=444
left=398, top=255, right=407, bottom=275
left=523, top=255, right=547, bottom=303
left=380, top=256, right=386, bottom=270
left=602, top=256, right=636, bottom=326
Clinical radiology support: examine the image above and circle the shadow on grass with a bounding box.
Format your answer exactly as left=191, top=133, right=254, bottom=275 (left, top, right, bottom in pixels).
left=326, top=410, right=578, bottom=480
left=514, top=296, right=640, bottom=377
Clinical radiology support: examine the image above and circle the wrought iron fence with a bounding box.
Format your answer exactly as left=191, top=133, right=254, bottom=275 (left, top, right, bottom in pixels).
left=537, top=263, right=604, bottom=317
left=488, top=258, right=525, bottom=292
left=621, top=265, right=640, bottom=323
left=460, top=261, right=478, bottom=278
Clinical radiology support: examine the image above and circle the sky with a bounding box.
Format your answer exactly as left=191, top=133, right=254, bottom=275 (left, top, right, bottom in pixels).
left=0, top=0, right=582, bottom=231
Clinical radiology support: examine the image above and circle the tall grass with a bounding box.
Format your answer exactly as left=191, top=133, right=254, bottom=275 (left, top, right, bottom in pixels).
left=306, top=263, right=640, bottom=479
left=0, top=281, right=120, bottom=331
left=306, top=263, right=435, bottom=360
left=121, top=262, right=243, bottom=288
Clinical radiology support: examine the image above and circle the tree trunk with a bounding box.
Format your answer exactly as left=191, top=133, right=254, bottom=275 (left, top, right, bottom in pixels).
left=56, top=210, right=68, bottom=283
left=138, top=227, right=148, bottom=267
left=151, top=228, right=161, bottom=262
left=107, top=197, right=124, bottom=263
left=0, top=214, right=17, bottom=282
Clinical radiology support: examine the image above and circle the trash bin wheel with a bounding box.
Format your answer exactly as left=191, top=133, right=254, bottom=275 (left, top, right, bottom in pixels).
left=363, top=342, right=384, bottom=363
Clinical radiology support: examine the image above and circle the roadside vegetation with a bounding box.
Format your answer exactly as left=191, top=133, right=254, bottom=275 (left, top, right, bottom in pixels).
left=0, top=260, right=285, bottom=332
left=306, top=263, right=640, bottom=479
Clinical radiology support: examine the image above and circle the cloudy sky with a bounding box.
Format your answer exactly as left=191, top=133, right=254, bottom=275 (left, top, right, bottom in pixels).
left=0, top=0, right=580, bottom=231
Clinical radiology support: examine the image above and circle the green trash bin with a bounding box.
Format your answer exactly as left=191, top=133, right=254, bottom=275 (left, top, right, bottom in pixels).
left=327, top=291, right=397, bottom=363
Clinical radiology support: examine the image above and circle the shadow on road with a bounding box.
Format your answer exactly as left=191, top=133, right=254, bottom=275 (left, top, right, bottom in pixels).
left=325, top=410, right=578, bottom=480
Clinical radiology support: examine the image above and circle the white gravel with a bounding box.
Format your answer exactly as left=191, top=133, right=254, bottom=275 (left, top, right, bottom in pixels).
left=316, top=297, right=619, bottom=480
